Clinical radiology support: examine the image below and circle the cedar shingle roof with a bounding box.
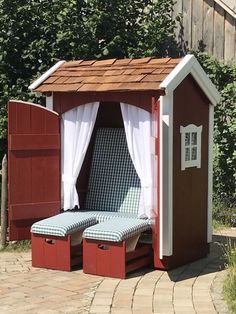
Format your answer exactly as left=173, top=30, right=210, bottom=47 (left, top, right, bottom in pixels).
left=34, top=57, right=182, bottom=93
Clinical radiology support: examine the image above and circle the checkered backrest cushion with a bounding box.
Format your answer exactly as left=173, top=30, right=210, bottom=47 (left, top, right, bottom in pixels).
left=84, top=128, right=141, bottom=215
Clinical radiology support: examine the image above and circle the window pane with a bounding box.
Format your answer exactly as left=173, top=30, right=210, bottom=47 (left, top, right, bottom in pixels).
left=191, top=132, right=197, bottom=145
left=185, top=148, right=190, bottom=161
left=185, top=133, right=190, bottom=146
left=191, top=147, right=197, bottom=160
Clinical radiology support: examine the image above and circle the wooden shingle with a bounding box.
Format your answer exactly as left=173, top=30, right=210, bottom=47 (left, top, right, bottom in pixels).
left=33, top=57, right=182, bottom=93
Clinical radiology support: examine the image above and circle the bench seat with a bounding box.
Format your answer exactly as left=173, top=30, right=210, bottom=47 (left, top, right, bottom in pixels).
left=31, top=212, right=97, bottom=271
left=83, top=217, right=150, bottom=242
left=83, top=217, right=152, bottom=279
left=31, top=212, right=97, bottom=237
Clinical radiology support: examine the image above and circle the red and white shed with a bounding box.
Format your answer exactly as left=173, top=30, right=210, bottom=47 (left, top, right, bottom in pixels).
left=8, top=55, right=220, bottom=269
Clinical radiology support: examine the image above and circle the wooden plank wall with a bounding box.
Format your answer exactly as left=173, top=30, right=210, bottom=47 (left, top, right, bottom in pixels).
left=173, top=0, right=236, bottom=61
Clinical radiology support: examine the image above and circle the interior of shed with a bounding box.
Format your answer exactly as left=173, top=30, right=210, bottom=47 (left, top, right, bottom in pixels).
left=71, top=101, right=155, bottom=247
left=76, top=102, right=125, bottom=208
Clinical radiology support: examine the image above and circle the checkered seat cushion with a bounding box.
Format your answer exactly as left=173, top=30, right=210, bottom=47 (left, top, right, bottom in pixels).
left=83, top=217, right=150, bottom=242
left=31, top=212, right=97, bottom=237
left=79, top=210, right=138, bottom=223
left=83, top=128, right=141, bottom=216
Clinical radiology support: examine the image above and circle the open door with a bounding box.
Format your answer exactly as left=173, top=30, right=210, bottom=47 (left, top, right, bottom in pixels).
left=8, top=101, right=61, bottom=240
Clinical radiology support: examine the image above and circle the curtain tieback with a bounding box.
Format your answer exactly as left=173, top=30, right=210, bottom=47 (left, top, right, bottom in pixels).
left=62, top=174, right=77, bottom=185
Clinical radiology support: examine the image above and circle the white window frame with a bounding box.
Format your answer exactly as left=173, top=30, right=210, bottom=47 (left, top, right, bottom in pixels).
left=180, top=124, right=202, bottom=171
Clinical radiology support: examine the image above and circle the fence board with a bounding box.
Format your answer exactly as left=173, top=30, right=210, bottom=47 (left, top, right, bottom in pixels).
left=214, top=3, right=225, bottom=59
left=182, top=0, right=192, bottom=49
left=224, top=13, right=236, bottom=61
left=173, top=0, right=236, bottom=61
left=203, top=0, right=214, bottom=54
left=172, top=0, right=183, bottom=42
left=192, top=0, right=203, bottom=49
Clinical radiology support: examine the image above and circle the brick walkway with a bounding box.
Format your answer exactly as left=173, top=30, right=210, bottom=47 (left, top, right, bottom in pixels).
left=0, top=231, right=234, bottom=314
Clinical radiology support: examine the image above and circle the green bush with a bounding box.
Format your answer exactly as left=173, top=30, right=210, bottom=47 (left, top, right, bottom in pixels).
left=194, top=52, right=236, bottom=209
left=0, top=0, right=179, bottom=158
left=224, top=244, right=236, bottom=313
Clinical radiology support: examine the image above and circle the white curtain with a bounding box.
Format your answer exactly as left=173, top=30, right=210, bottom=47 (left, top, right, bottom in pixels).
left=120, top=103, right=154, bottom=219
left=61, top=102, right=99, bottom=210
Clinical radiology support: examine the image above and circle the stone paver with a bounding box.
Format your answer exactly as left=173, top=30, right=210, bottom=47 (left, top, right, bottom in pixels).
left=0, top=230, right=235, bottom=314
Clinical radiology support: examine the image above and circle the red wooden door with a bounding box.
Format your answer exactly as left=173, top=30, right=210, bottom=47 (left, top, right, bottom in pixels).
left=8, top=100, right=61, bottom=240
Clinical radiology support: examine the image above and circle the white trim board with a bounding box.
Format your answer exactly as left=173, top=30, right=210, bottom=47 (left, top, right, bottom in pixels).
left=160, top=55, right=221, bottom=106
left=160, top=93, right=173, bottom=257
left=159, top=97, right=163, bottom=259
left=29, top=61, right=65, bottom=91
left=46, top=93, right=53, bottom=111
left=208, top=104, right=214, bottom=242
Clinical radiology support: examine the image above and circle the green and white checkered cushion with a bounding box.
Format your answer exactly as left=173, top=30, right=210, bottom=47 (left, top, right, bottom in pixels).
left=31, top=212, right=97, bottom=237
left=79, top=210, right=138, bottom=223
left=84, top=128, right=141, bottom=215
left=83, top=217, right=150, bottom=242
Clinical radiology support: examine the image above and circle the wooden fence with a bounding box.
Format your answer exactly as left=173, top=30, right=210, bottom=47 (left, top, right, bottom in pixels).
left=173, top=0, right=236, bottom=61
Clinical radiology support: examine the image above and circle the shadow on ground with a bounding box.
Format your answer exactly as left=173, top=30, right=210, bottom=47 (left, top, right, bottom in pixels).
left=127, top=234, right=236, bottom=282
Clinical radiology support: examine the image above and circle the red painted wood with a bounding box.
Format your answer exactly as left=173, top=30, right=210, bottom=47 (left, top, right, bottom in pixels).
left=105, top=242, right=125, bottom=279
left=53, top=91, right=164, bottom=114
left=9, top=219, right=40, bottom=240
left=126, top=256, right=152, bottom=273
left=83, top=239, right=153, bottom=279
left=83, top=239, right=97, bottom=274
left=9, top=203, right=60, bottom=220
left=169, top=75, right=209, bottom=268
left=154, top=76, right=210, bottom=270
left=126, top=244, right=151, bottom=261
left=8, top=101, right=61, bottom=241
left=83, top=239, right=126, bottom=278
left=9, top=134, right=60, bottom=150
left=31, top=233, right=78, bottom=271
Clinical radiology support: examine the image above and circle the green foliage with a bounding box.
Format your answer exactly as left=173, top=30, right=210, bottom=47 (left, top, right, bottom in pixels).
left=84, top=0, right=179, bottom=58
left=0, top=240, right=31, bottom=252
left=212, top=201, right=235, bottom=227
left=223, top=243, right=236, bottom=313
left=0, top=0, right=178, bottom=146
left=194, top=52, right=236, bottom=207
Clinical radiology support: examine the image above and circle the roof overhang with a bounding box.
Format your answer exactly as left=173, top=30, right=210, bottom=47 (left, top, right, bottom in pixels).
left=29, top=60, right=65, bottom=92
left=160, top=54, right=221, bottom=106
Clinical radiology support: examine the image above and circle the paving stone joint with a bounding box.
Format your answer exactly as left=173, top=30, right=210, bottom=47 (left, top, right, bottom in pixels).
left=0, top=230, right=235, bottom=314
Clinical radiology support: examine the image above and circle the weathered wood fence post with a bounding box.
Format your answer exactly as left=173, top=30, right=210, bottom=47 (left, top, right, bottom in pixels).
left=1, top=154, right=8, bottom=248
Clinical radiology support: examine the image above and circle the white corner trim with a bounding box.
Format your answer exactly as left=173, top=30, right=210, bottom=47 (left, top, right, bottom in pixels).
left=159, top=97, right=163, bottom=259
left=28, top=60, right=66, bottom=91
left=161, top=93, right=173, bottom=257
left=160, top=54, right=221, bottom=106
left=208, top=104, right=214, bottom=242
left=46, top=93, right=53, bottom=110
left=168, top=93, right=173, bottom=257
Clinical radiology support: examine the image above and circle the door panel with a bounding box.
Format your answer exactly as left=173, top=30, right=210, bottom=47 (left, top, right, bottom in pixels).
left=8, top=101, right=61, bottom=240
